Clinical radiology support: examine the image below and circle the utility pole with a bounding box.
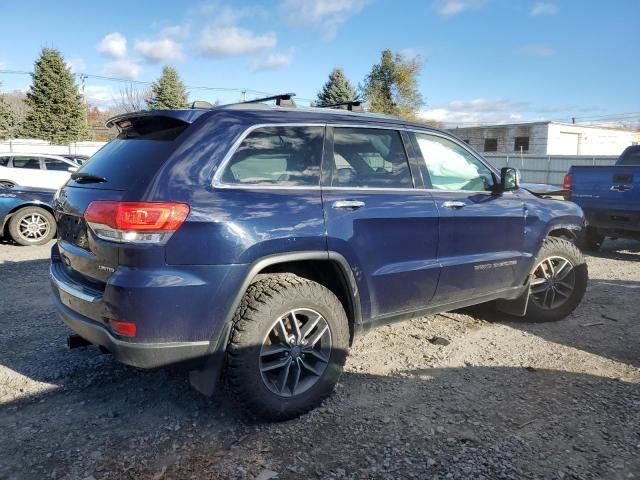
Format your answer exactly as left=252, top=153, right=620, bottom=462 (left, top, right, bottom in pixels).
left=80, top=73, right=88, bottom=122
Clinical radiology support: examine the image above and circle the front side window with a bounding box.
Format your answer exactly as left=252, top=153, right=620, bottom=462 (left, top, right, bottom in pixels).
left=414, top=133, right=495, bottom=191
left=12, top=157, right=42, bottom=170
left=329, top=128, right=412, bottom=188
left=220, top=126, right=324, bottom=186
left=44, top=158, right=72, bottom=171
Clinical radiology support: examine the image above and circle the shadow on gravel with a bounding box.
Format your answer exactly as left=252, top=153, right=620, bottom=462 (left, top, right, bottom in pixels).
left=1, top=358, right=639, bottom=480
left=459, top=277, right=640, bottom=368
left=587, top=239, right=640, bottom=262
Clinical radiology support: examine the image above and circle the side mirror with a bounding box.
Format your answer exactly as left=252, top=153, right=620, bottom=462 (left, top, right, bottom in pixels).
left=68, top=166, right=78, bottom=173
left=499, top=167, right=520, bottom=191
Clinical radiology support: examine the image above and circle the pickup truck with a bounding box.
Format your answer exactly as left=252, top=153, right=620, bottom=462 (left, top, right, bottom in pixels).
left=565, top=145, right=640, bottom=250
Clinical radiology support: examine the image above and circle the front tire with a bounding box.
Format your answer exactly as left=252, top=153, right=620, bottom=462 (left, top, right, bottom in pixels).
left=226, top=274, right=350, bottom=420
left=8, top=206, right=56, bottom=246
left=523, top=237, right=588, bottom=323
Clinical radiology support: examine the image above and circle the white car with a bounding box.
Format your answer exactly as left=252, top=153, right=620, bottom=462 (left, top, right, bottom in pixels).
left=0, top=153, right=78, bottom=190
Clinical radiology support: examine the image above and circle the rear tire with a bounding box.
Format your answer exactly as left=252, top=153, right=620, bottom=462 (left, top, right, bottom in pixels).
left=523, top=237, right=588, bottom=323
left=8, top=206, right=56, bottom=246
left=226, top=273, right=349, bottom=420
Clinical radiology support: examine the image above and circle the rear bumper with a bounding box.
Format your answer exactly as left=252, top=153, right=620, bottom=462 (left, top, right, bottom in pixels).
left=584, top=208, right=640, bottom=235
left=52, top=291, right=211, bottom=368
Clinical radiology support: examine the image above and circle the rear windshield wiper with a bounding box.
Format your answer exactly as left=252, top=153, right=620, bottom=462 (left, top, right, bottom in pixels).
left=71, top=172, right=107, bottom=184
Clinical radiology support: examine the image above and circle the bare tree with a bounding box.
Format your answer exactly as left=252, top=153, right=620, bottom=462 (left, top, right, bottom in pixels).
left=3, top=90, right=30, bottom=125
left=111, top=84, right=151, bottom=114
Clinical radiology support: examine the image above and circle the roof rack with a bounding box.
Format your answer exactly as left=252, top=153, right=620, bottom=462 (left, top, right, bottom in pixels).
left=239, top=93, right=297, bottom=107
left=319, top=100, right=364, bottom=112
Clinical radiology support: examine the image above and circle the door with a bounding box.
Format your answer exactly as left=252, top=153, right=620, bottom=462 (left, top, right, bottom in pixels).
left=409, top=131, right=527, bottom=305
left=322, top=126, right=440, bottom=320
left=9, top=156, right=49, bottom=189
left=43, top=157, right=75, bottom=189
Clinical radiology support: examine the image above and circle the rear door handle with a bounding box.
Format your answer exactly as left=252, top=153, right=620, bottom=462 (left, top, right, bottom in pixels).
left=441, top=201, right=466, bottom=209
left=332, top=200, right=365, bottom=210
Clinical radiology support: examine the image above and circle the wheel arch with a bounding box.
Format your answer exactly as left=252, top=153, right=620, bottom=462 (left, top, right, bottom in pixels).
left=2, top=202, right=55, bottom=233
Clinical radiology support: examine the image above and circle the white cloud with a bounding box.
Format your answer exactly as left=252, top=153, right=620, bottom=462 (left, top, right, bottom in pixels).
left=66, top=57, right=86, bottom=73
left=530, top=2, right=558, bottom=16
left=103, top=58, right=141, bottom=80
left=198, top=26, right=276, bottom=57
left=84, top=85, right=117, bottom=107
left=419, top=98, right=532, bottom=126
left=520, top=43, right=557, bottom=57
left=161, top=24, right=191, bottom=38
left=434, top=0, right=484, bottom=16
left=281, top=0, right=369, bottom=38
left=253, top=51, right=294, bottom=71
left=135, top=38, right=184, bottom=63
left=96, top=32, right=128, bottom=59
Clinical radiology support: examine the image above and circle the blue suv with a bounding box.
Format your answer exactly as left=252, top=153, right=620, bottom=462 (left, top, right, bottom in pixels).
left=50, top=95, right=588, bottom=419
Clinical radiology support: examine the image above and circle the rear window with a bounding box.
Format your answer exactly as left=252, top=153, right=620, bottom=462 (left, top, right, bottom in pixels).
left=70, top=116, right=189, bottom=190
left=618, top=146, right=640, bottom=166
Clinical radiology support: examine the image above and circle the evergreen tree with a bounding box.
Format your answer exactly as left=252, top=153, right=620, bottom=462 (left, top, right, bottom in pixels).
left=0, top=88, right=18, bottom=140
left=363, top=49, right=424, bottom=120
left=316, top=68, right=358, bottom=107
left=20, top=48, right=91, bottom=143
left=147, top=66, right=189, bottom=110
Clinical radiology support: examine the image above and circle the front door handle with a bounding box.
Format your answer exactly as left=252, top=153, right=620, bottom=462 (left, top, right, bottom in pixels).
left=441, top=201, right=466, bottom=209
left=332, top=200, right=365, bottom=210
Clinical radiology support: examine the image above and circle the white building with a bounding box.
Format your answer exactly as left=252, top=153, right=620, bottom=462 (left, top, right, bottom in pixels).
left=448, top=121, right=639, bottom=156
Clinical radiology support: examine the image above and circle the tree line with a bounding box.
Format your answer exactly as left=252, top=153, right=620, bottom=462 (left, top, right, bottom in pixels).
left=0, top=47, right=429, bottom=144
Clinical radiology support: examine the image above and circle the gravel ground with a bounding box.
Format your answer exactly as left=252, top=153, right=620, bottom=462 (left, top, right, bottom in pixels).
left=0, top=239, right=638, bottom=480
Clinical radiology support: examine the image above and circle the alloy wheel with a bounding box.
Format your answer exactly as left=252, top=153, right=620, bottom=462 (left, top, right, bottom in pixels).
left=17, top=213, right=50, bottom=242
left=259, top=308, right=332, bottom=397
left=529, top=255, right=576, bottom=310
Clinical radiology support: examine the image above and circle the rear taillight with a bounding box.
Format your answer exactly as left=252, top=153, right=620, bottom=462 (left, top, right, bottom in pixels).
left=85, top=201, right=189, bottom=244
left=562, top=173, right=572, bottom=200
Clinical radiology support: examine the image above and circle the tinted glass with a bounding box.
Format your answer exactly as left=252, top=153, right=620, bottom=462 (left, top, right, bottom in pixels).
left=44, top=158, right=71, bottom=171
left=618, top=146, right=640, bottom=166
left=414, top=133, right=494, bottom=191
left=330, top=128, right=412, bottom=188
left=12, top=157, right=42, bottom=169
left=0, top=156, right=9, bottom=167
left=221, top=126, right=324, bottom=186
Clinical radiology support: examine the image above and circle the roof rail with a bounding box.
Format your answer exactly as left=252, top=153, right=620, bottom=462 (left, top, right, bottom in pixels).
left=239, top=93, right=297, bottom=107
left=319, top=100, right=364, bottom=112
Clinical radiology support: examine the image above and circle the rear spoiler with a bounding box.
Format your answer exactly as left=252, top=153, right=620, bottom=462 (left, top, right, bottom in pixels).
left=105, top=110, right=208, bottom=129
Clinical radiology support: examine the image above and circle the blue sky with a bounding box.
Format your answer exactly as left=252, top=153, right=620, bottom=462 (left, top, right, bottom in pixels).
left=1, top=0, right=638, bottom=126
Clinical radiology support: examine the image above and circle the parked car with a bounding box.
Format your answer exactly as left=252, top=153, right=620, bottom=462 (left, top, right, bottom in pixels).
left=564, top=145, right=640, bottom=250
left=63, top=154, right=90, bottom=166
left=0, top=153, right=78, bottom=190
left=50, top=96, right=588, bottom=420
left=1, top=183, right=56, bottom=245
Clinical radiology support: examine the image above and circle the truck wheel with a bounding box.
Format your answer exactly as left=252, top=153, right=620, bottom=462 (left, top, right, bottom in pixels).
left=226, top=273, right=349, bottom=420
left=8, top=206, right=56, bottom=246
left=582, top=227, right=605, bottom=252
left=524, top=237, right=588, bottom=323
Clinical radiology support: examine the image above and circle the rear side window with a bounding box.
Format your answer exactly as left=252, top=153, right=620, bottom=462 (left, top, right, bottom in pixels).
left=44, top=158, right=71, bottom=171
left=12, top=157, right=42, bottom=169
left=329, top=128, right=412, bottom=188
left=220, top=126, right=324, bottom=186
left=0, top=157, right=9, bottom=167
